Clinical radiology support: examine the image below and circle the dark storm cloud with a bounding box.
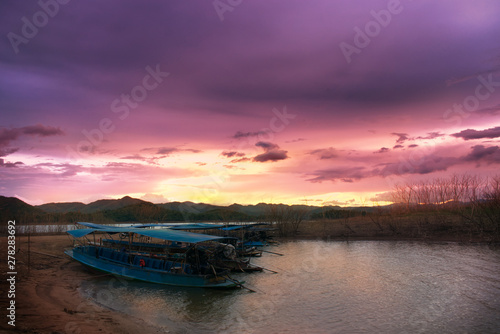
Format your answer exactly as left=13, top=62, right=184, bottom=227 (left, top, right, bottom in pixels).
left=252, top=141, right=288, bottom=162
left=2, top=0, right=500, bottom=203
left=464, top=145, right=500, bottom=163
left=0, top=124, right=64, bottom=157
left=253, top=150, right=289, bottom=163
left=451, top=126, right=500, bottom=141
left=307, top=143, right=500, bottom=183
left=3, top=0, right=500, bottom=130
left=378, top=156, right=459, bottom=175
left=0, top=125, right=63, bottom=146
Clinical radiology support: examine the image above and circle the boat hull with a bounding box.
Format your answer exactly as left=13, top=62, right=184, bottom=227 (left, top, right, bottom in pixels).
left=65, top=247, right=238, bottom=289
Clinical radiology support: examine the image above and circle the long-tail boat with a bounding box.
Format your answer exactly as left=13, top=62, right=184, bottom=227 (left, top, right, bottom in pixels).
left=65, top=226, right=246, bottom=288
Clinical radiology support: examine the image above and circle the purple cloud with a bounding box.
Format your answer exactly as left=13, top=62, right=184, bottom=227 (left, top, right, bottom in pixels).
left=252, top=141, right=288, bottom=162
left=451, top=126, right=500, bottom=141
left=21, top=125, right=64, bottom=137
left=255, top=141, right=280, bottom=150
left=464, top=145, right=500, bottom=163
left=231, top=157, right=250, bottom=163
left=35, top=162, right=84, bottom=177
left=232, top=130, right=270, bottom=139
left=142, top=147, right=201, bottom=156
left=416, top=132, right=445, bottom=140
left=309, top=147, right=338, bottom=159
left=375, top=147, right=390, bottom=154
left=253, top=150, right=288, bottom=163
left=0, top=124, right=64, bottom=157
left=391, top=133, right=409, bottom=144
left=307, top=167, right=368, bottom=183
left=221, top=151, right=246, bottom=158
left=0, top=158, right=24, bottom=168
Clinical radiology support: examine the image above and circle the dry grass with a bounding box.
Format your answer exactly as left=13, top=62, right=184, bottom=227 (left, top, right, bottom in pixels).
left=295, top=213, right=497, bottom=243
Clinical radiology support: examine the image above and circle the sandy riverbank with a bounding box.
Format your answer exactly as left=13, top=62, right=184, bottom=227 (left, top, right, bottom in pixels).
left=0, top=234, right=163, bottom=334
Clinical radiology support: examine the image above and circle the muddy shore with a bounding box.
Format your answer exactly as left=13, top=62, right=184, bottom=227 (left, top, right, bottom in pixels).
left=0, top=234, right=162, bottom=334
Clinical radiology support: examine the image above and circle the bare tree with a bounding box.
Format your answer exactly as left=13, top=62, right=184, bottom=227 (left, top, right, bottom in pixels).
left=265, top=204, right=308, bottom=237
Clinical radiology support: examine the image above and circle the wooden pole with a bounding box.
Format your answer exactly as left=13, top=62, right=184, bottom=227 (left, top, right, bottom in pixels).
left=261, top=249, right=284, bottom=256
left=28, top=230, right=31, bottom=276
left=256, top=265, right=279, bottom=274
left=226, top=276, right=256, bottom=293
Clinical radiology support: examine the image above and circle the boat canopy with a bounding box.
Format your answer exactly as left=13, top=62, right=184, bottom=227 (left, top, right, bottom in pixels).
left=67, top=227, right=228, bottom=244
left=221, top=223, right=270, bottom=231
left=134, top=223, right=226, bottom=230
left=76, top=222, right=226, bottom=230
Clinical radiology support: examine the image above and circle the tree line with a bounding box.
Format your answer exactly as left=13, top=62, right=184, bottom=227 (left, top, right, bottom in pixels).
left=390, top=174, right=500, bottom=239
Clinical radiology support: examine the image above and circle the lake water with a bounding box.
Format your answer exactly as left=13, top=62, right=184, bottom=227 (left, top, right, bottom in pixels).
left=79, top=240, right=500, bottom=333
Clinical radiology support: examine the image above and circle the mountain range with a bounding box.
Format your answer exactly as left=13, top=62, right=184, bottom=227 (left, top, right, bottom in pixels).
left=0, top=195, right=379, bottom=224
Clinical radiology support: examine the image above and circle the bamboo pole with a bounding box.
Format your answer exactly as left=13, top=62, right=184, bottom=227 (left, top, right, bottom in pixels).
left=28, top=230, right=31, bottom=276
left=261, top=249, right=284, bottom=256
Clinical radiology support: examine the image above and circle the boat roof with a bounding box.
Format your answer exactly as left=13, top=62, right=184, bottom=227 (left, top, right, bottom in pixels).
left=67, top=227, right=228, bottom=244
left=134, top=223, right=226, bottom=230
left=76, top=222, right=226, bottom=230
left=221, top=223, right=270, bottom=231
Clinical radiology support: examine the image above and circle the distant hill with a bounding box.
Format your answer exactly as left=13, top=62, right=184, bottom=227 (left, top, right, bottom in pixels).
left=35, top=196, right=148, bottom=214
left=36, top=202, right=86, bottom=213
left=0, top=196, right=45, bottom=224
left=0, top=195, right=392, bottom=224
left=83, top=196, right=148, bottom=213
left=158, top=201, right=224, bottom=214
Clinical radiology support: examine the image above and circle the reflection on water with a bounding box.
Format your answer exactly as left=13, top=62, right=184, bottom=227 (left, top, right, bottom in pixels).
left=80, top=241, right=500, bottom=333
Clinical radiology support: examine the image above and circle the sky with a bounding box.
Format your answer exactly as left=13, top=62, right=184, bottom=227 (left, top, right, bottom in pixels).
left=1, top=0, right=500, bottom=206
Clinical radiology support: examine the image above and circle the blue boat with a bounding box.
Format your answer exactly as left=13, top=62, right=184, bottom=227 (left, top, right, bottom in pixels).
left=65, top=226, right=245, bottom=289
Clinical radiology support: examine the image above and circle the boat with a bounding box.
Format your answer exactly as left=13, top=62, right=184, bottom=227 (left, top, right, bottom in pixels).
left=94, top=237, right=263, bottom=272
left=75, top=222, right=266, bottom=268
left=65, top=226, right=246, bottom=289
